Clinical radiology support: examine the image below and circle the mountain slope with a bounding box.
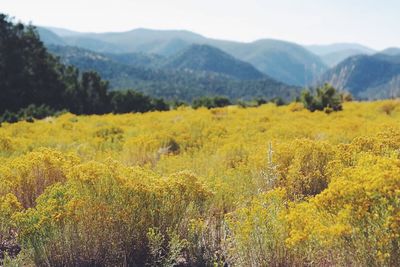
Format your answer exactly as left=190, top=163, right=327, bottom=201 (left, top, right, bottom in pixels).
left=105, top=52, right=165, bottom=68
left=320, top=53, right=400, bottom=99
left=43, top=26, right=83, bottom=37
left=306, top=43, right=375, bottom=67
left=306, top=43, right=375, bottom=55
left=213, top=39, right=327, bottom=85
left=37, top=27, right=66, bottom=46
left=43, top=27, right=327, bottom=86
left=381, top=47, right=400, bottom=56
left=162, top=44, right=266, bottom=80
left=47, top=45, right=300, bottom=102
left=63, top=28, right=206, bottom=55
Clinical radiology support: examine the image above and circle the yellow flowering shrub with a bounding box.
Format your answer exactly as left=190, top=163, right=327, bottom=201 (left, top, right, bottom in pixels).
left=0, top=149, right=79, bottom=208
left=0, top=101, right=399, bottom=265
left=285, top=154, right=400, bottom=266
left=225, top=189, right=289, bottom=266
left=274, top=140, right=336, bottom=199
left=14, top=160, right=211, bottom=266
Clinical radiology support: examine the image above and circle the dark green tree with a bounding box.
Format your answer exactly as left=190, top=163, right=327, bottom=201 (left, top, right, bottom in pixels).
left=192, top=96, right=231, bottom=109
left=301, top=84, right=343, bottom=112
left=79, top=71, right=110, bottom=114
left=0, top=14, right=65, bottom=113
left=110, top=90, right=169, bottom=114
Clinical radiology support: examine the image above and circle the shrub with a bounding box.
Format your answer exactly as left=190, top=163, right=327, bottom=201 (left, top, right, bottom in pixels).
left=301, top=84, right=343, bottom=112
left=192, top=96, right=231, bottom=109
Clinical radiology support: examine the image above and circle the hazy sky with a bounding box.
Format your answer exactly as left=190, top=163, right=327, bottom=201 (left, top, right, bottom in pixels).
left=2, top=0, right=399, bottom=49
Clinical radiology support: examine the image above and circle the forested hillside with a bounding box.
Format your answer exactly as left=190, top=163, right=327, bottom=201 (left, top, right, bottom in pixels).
left=48, top=45, right=300, bottom=102
left=39, top=27, right=328, bottom=86
left=320, top=53, right=400, bottom=99
left=162, top=44, right=266, bottom=80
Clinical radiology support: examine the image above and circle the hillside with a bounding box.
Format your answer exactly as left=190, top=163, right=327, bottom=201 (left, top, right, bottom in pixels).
left=162, top=44, right=266, bottom=80
left=105, top=52, right=165, bottom=68
left=48, top=45, right=300, bottom=101
left=320, top=53, right=400, bottom=99
left=381, top=47, right=400, bottom=56
left=37, top=27, right=66, bottom=46
left=213, top=39, right=327, bottom=85
left=63, top=28, right=205, bottom=55
left=42, top=27, right=327, bottom=86
left=306, top=43, right=375, bottom=55
left=306, top=43, right=375, bottom=66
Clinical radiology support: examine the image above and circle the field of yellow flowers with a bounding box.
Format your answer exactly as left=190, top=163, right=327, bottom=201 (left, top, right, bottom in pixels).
left=0, top=100, right=399, bottom=266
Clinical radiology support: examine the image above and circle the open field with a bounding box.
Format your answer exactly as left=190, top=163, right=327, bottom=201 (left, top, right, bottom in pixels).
left=1, top=100, right=400, bottom=266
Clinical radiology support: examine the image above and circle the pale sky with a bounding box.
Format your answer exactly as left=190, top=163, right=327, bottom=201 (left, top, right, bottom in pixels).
left=2, top=0, right=399, bottom=50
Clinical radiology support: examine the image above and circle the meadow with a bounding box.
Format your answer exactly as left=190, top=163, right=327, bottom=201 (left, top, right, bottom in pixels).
left=0, top=100, right=399, bottom=266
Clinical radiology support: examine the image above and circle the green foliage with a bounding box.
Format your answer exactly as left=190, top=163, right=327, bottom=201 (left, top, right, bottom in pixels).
left=301, top=84, right=343, bottom=112
left=192, top=96, right=231, bottom=109
left=48, top=45, right=301, bottom=102
left=110, top=90, right=169, bottom=113
left=0, top=14, right=65, bottom=114
left=0, top=15, right=172, bottom=123
left=0, top=105, right=59, bottom=123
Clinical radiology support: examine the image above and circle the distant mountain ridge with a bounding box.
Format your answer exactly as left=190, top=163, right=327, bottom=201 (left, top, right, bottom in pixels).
left=37, top=27, right=66, bottom=46
left=381, top=47, right=400, bottom=56
left=162, top=44, right=266, bottom=80
left=48, top=45, right=300, bottom=102
left=38, top=26, right=400, bottom=101
left=39, top=27, right=328, bottom=86
left=319, top=53, right=400, bottom=99
left=306, top=43, right=376, bottom=67
left=306, top=43, right=375, bottom=55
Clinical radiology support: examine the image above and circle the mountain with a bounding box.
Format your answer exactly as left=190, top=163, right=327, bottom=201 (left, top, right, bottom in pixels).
left=61, top=36, right=128, bottom=53
left=381, top=47, right=400, bottom=56
left=306, top=43, right=375, bottom=67
left=162, top=44, right=266, bottom=80
left=212, top=39, right=327, bottom=85
left=42, top=27, right=327, bottom=86
left=43, top=26, right=83, bottom=37
left=62, top=28, right=205, bottom=55
left=37, top=27, right=66, bottom=46
left=47, top=45, right=300, bottom=102
left=105, top=52, right=165, bottom=68
left=306, top=43, right=375, bottom=55
left=319, top=49, right=375, bottom=67
left=319, top=53, right=400, bottom=99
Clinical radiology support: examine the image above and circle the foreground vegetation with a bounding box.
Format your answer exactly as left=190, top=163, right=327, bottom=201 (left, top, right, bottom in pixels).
left=0, top=100, right=399, bottom=266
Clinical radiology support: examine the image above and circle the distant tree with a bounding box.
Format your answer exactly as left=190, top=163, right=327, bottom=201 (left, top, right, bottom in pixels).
left=0, top=110, right=19, bottom=123
left=18, top=104, right=56, bottom=120
left=0, top=14, right=112, bottom=117
left=150, top=98, right=169, bottom=111
left=79, top=71, right=110, bottom=114
left=110, top=90, right=151, bottom=113
left=192, top=96, right=231, bottom=109
left=169, top=99, right=188, bottom=109
left=213, top=96, right=232, bottom=108
left=254, top=98, right=268, bottom=106
left=301, top=84, right=342, bottom=112
left=0, top=14, right=66, bottom=113
left=110, top=90, right=169, bottom=114
left=270, top=97, right=285, bottom=106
